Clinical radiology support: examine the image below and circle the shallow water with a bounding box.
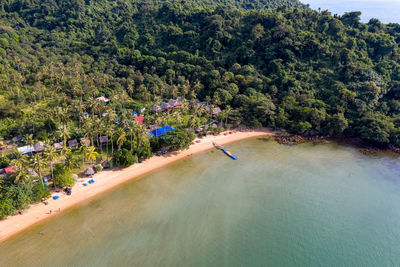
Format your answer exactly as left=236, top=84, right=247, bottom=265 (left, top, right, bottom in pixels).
left=303, top=0, right=400, bottom=23
left=1, top=138, right=400, bottom=266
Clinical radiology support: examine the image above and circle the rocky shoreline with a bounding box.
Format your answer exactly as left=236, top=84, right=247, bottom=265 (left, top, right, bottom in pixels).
left=275, top=134, right=400, bottom=155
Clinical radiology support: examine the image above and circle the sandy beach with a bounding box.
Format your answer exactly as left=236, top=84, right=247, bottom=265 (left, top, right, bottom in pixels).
left=0, top=129, right=275, bottom=243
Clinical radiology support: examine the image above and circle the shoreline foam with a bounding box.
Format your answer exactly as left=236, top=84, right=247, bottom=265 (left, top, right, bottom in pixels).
left=0, top=129, right=275, bottom=243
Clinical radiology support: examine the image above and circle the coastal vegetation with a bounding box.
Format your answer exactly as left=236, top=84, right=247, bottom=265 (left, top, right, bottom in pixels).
left=0, top=0, right=400, bottom=218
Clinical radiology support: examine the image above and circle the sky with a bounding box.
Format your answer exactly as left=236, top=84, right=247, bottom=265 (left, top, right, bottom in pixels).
left=302, top=0, right=400, bottom=23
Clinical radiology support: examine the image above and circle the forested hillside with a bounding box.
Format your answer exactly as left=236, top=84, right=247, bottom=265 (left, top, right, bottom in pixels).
left=0, top=0, right=399, bottom=145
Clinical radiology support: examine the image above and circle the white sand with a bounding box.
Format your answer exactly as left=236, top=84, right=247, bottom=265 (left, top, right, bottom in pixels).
left=0, top=129, right=275, bottom=243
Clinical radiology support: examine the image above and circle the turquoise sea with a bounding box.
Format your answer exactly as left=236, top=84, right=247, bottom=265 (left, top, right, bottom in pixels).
left=0, top=138, right=400, bottom=266
left=303, top=0, right=400, bottom=23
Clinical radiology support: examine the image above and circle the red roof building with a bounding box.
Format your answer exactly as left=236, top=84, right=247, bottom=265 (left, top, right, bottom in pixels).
left=4, top=166, right=15, bottom=174
left=135, top=116, right=145, bottom=125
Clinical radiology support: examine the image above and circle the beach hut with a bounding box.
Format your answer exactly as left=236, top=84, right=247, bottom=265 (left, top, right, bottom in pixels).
left=211, top=123, right=218, bottom=128
left=85, top=168, right=95, bottom=176
left=149, top=126, right=175, bottom=138
left=68, top=139, right=79, bottom=149
left=101, top=160, right=109, bottom=169
left=54, top=142, right=63, bottom=150
left=151, top=104, right=161, bottom=113
left=17, top=145, right=35, bottom=155
left=34, top=141, right=45, bottom=153
left=99, top=136, right=108, bottom=146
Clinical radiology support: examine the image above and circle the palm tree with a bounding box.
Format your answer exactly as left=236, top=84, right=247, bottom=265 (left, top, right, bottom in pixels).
left=24, top=134, right=34, bottom=154
left=116, top=127, right=127, bottom=151
left=79, top=141, right=88, bottom=165
left=225, top=105, right=232, bottom=125
left=32, top=153, right=47, bottom=186
left=56, top=124, right=70, bottom=151
left=64, top=150, right=77, bottom=171
left=134, top=123, right=148, bottom=151
left=11, top=154, right=30, bottom=184
left=44, top=142, right=58, bottom=183
left=106, top=110, right=117, bottom=155
left=85, top=146, right=99, bottom=165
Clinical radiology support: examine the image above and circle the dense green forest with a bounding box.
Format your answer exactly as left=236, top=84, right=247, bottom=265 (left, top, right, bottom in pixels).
left=1, top=0, right=400, bottom=218
left=0, top=0, right=399, bottom=144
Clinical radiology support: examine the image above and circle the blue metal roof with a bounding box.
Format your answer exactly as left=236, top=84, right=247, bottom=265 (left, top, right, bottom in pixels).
left=149, top=126, right=175, bottom=137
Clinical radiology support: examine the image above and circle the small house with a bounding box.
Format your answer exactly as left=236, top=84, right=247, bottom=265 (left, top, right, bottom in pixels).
left=4, top=166, right=15, bottom=174
left=68, top=139, right=79, bottom=149
left=96, top=96, right=109, bottom=103
left=17, top=145, right=35, bottom=155
left=151, top=105, right=161, bottom=113
left=134, top=116, right=145, bottom=125
left=195, top=127, right=202, bottom=133
left=34, top=141, right=45, bottom=153
left=212, top=107, right=222, bottom=116
left=160, top=102, right=172, bottom=111
left=54, top=142, right=63, bottom=150
left=99, top=136, right=108, bottom=146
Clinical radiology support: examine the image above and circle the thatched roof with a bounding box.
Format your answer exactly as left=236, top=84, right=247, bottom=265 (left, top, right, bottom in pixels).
left=211, top=123, right=218, bottom=128
left=212, top=107, right=222, bottom=116
left=85, top=168, right=95, bottom=175
left=68, top=139, right=78, bottom=148
left=54, top=142, right=63, bottom=150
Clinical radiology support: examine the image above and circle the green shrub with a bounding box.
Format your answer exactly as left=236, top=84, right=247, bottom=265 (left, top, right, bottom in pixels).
left=54, top=168, right=75, bottom=187
left=31, top=183, right=51, bottom=203
left=0, top=198, right=16, bottom=219
left=113, top=149, right=138, bottom=167
left=94, top=164, right=103, bottom=173
left=0, top=156, right=9, bottom=168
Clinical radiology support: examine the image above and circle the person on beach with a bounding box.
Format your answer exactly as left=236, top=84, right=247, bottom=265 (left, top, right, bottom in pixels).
left=49, top=210, right=52, bottom=214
